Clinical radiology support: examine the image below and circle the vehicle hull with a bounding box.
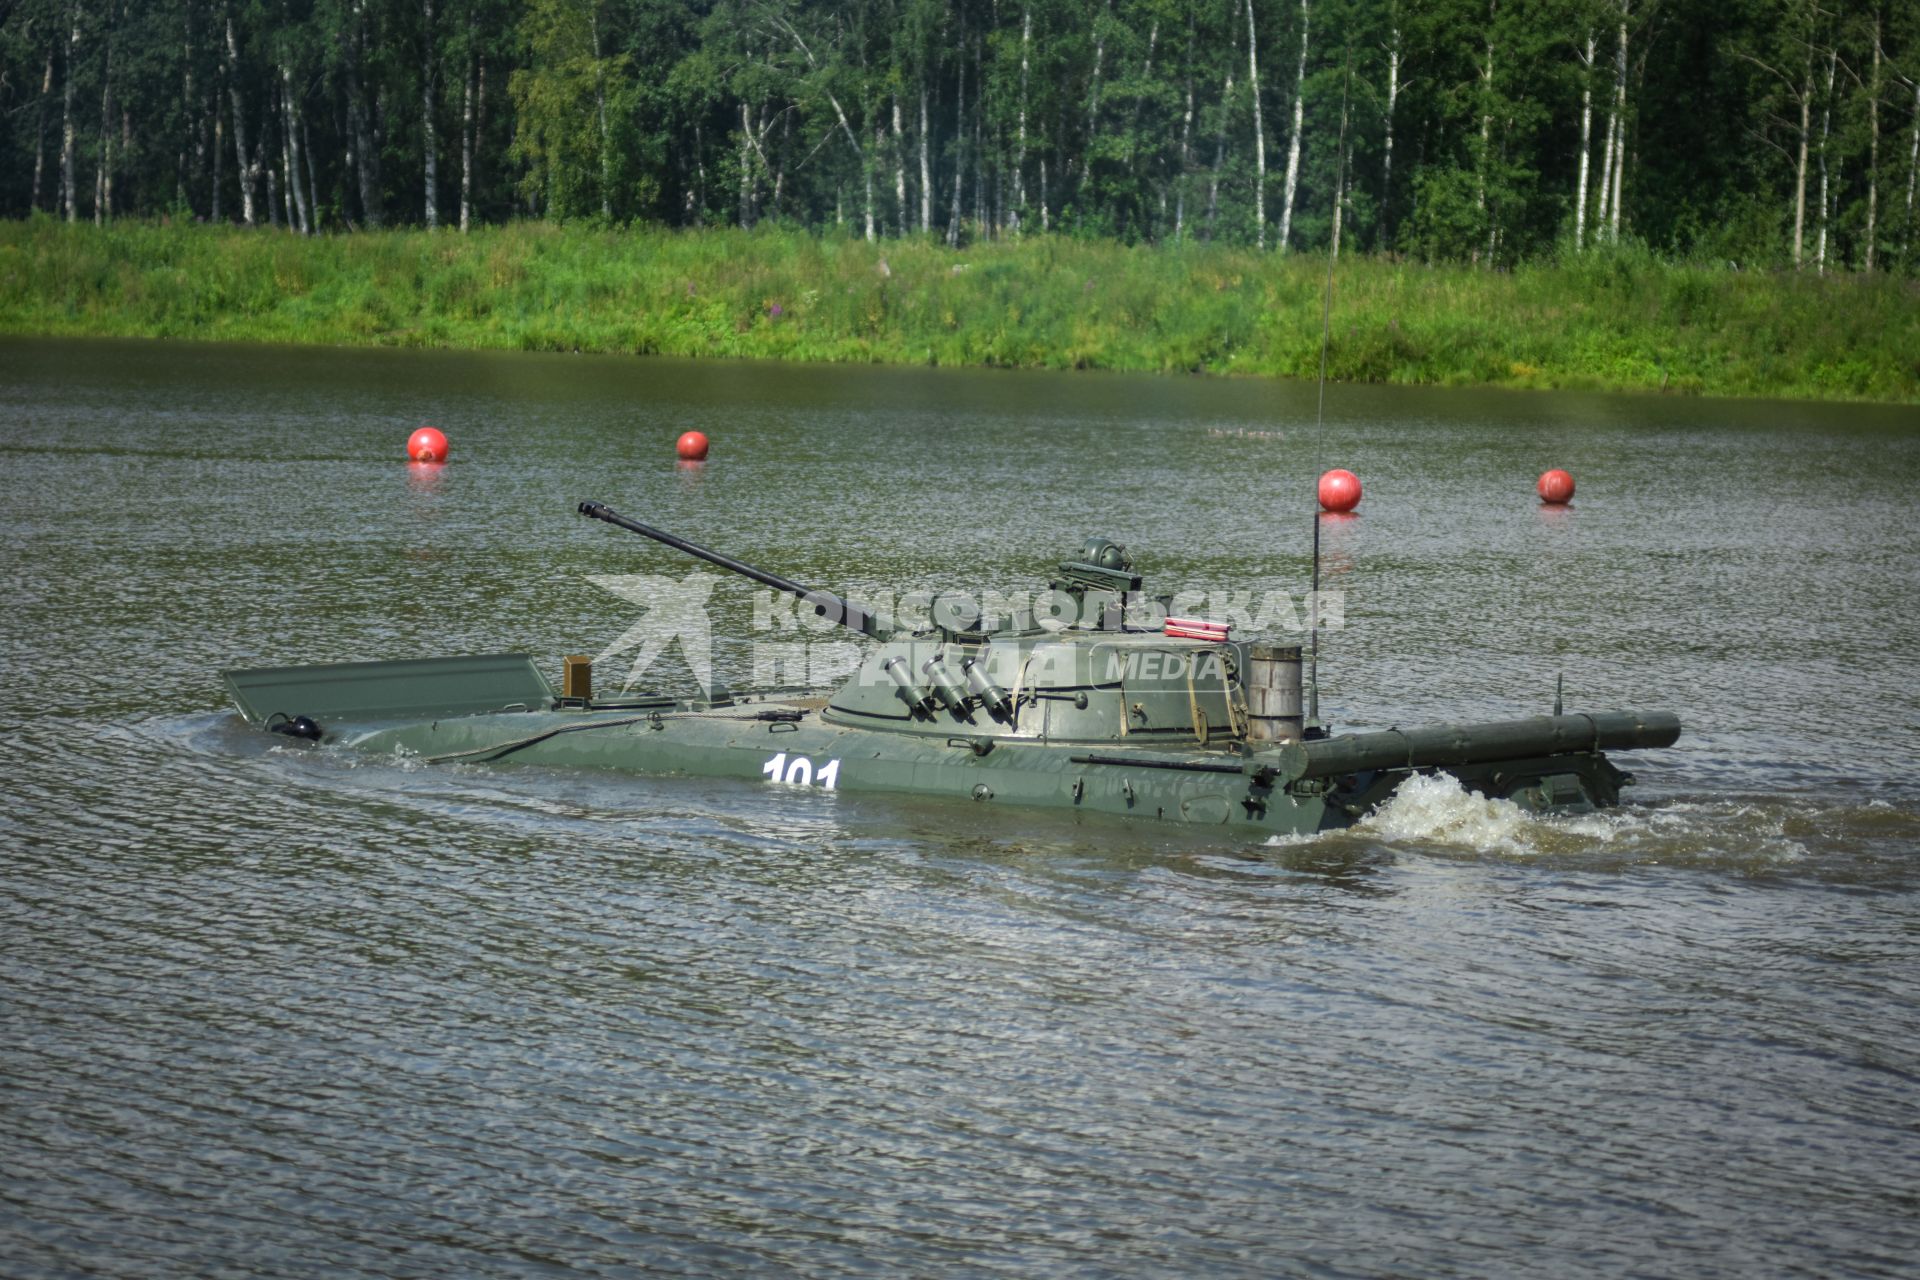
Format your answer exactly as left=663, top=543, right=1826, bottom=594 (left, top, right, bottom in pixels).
left=339, top=701, right=1638, bottom=836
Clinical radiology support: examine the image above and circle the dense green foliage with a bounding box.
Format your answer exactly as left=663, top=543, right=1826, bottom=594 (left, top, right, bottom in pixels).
left=6, top=219, right=1916, bottom=400
left=3, top=0, right=1920, bottom=272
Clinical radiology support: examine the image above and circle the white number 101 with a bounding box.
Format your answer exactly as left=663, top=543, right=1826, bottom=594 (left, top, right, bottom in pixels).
left=760, top=753, right=841, bottom=790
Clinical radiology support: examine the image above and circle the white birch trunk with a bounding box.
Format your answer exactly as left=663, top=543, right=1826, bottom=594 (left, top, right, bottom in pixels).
left=477, top=54, right=487, bottom=178
left=739, top=103, right=754, bottom=227
left=1173, top=69, right=1194, bottom=241
left=1247, top=0, right=1268, bottom=249
left=1864, top=21, right=1880, bottom=271
left=832, top=97, right=873, bottom=239
left=283, top=66, right=310, bottom=233
left=302, top=112, right=320, bottom=231
left=460, top=43, right=475, bottom=232
left=593, top=13, right=612, bottom=218
left=871, top=122, right=883, bottom=240
left=1162, top=13, right=1192, bottom=238
left=1594, top=98, right=1615, bottom=234
left=178, top=27, right=192, bottom=209
left=278, top=88, right=295, bottom=229
left=1608, top=119, right=1624, bottom=241
left=1084, top=0, right=1110, bottom=193
left=62, top=5, right=80, bottom=222
left=948, top=51, right=965, bottom=247
left=347, top=0, right=381, bottom=227
left=225, top=15, right=258, bottom=226
left=423, top=0, right=439, bottom=228
left=1382, top=23, right=1399, bottom=222
left=96, top=27, right=113, bottom=225
left=1607, top=11, right=1626, bottom=241
left=1575, top=31, right=1594, bottom=249
left=893, top=95, right=908, bottom=236
left=771, top=106, right=789, bottom=214
left=1792, top=58, right=1809, bottom=267
left=211, top=97, right=223, bottom=222
left=689, top=119, right=704, bottom=220
left=971, top=45, right=984, bottom=237
left=262, top=97, right=279, bottom=229
left=1128, top=19, right=1158, bottom=181
left=1331, top=89, right=1348, bottom=260
left=1478, top=7, right=1494, bottom=255
left=1816, top=49, right=1834, bottom=274
left=1904, top=80, right=1920, bottom=265
left=34, top=45, right=54, bottom=212
left=1276, top=0, right=1308, bottom=252
left=776, top=18, right=872, bottom=240
left=920, top=85, right=931, bottom=233
left=1013, top=6, right=1030, bottom=229
left=281, top=88, right=296, bottom=229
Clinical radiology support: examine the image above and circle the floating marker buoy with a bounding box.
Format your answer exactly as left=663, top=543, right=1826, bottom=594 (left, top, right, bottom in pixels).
left=1538, top=468, right=1575, bottom=504
left=1318, top=468, right=1362, bottom=513
left=408, top=426, right=449, bottom=464
left=677, top=430, right=710, bottom=461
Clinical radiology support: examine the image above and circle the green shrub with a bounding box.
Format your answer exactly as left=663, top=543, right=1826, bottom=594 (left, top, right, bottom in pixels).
left=0, top=218, right=1913, bottom=403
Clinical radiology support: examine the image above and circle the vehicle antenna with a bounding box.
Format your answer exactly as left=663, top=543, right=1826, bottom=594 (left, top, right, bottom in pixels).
left=1306, top=60, right=1350, bottom=736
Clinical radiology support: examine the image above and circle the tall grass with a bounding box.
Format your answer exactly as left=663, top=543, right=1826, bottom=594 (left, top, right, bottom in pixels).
left=2, top=217, right=1915, bottom=402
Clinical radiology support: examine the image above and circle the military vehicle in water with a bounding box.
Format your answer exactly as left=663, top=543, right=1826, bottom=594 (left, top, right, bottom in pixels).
left=223, top=502, right=1681, bottom=834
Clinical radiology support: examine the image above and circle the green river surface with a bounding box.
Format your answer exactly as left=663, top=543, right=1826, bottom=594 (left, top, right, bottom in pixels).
left=4, top=335, right=1919, bottom=1277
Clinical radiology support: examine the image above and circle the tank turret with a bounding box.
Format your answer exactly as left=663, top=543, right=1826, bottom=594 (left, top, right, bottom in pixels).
left=578, top=501, right=1270, bottom=748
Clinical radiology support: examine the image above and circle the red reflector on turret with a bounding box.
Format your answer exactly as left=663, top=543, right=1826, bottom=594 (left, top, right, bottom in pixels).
left=1165, top=617, right=1231, bottom=642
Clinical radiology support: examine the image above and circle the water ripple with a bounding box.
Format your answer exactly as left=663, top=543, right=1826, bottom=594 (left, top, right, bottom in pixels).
left=4, top=340, right=1917, bottom=1278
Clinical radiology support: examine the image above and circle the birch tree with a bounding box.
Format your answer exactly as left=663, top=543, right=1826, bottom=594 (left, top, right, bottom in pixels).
left=1380, top=9, right=1401, bottom=240
left=1246, top=0, right=1267, bottom=247
left=422, top=0, right=440, bottom=227
left=0, top=0, right=1916, bottom=276
left=223, top=10, right=259, bottom=225
left=1013, top=3, right=1031, bottom=228
left=31, top=40, right=54, bottom=211
left=1815, top=46, right=1834, bottom=271
left=1277, top=0, right=1309, bottom=251
left=1606, top=0, right=1626, bottom=241
left=1736, top=0, right=1823, bottom=267
left=1574, top=26, right=1595, bottom=247
left=61, top=0, right=80, bottom=221
left=1904, top=74, right=1919, bottom=267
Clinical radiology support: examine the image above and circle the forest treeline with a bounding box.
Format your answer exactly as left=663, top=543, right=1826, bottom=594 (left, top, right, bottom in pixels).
left=5, top=0, right=1920, bottom=272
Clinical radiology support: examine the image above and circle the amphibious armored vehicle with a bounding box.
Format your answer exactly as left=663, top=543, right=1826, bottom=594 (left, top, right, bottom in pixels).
left=222, top=502, right=1681, bottom=835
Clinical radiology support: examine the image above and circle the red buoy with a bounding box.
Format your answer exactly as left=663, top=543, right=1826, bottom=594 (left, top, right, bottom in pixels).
left=408, top=426, right=449, bottom=464
left=677, top=430, right=710, bottom=461
left=1537, top=468, right=1576, bottom=504
left=1318, top=468, right=1362, bottom=513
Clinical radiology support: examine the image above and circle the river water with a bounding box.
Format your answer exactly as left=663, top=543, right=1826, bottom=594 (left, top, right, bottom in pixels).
left=3, top=336, right=1917, bottom=1277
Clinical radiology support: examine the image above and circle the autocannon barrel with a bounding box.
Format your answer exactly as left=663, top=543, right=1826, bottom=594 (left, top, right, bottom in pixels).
left=1296, top=711, right=1681, bottom=780
left=578, top=501, right=899, bottom=641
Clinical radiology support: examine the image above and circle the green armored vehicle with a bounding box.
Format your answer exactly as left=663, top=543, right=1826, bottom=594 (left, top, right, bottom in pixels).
left=222, top=502, right=1681, bottom=834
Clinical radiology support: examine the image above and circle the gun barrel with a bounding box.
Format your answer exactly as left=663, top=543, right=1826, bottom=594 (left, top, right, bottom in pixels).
left=1298, top=711, right=1681, bottom=780
left=578, top=502, right=896, bottom=640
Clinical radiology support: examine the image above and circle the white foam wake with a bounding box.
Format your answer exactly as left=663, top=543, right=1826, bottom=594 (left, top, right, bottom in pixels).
left=1265, top=773, right=1817, bottom=867
left=1264, top=772, right=1635, bottom=855
left=1356, top=772, right=1540, bottom=853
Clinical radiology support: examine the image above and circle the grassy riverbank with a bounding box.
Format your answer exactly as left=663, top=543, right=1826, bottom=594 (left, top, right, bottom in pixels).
left=3, top=218, right=1915, bottom=402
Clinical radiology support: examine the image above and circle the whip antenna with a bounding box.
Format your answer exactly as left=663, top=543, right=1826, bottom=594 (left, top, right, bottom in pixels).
left=1306, top=60, right=1349, bottom=735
